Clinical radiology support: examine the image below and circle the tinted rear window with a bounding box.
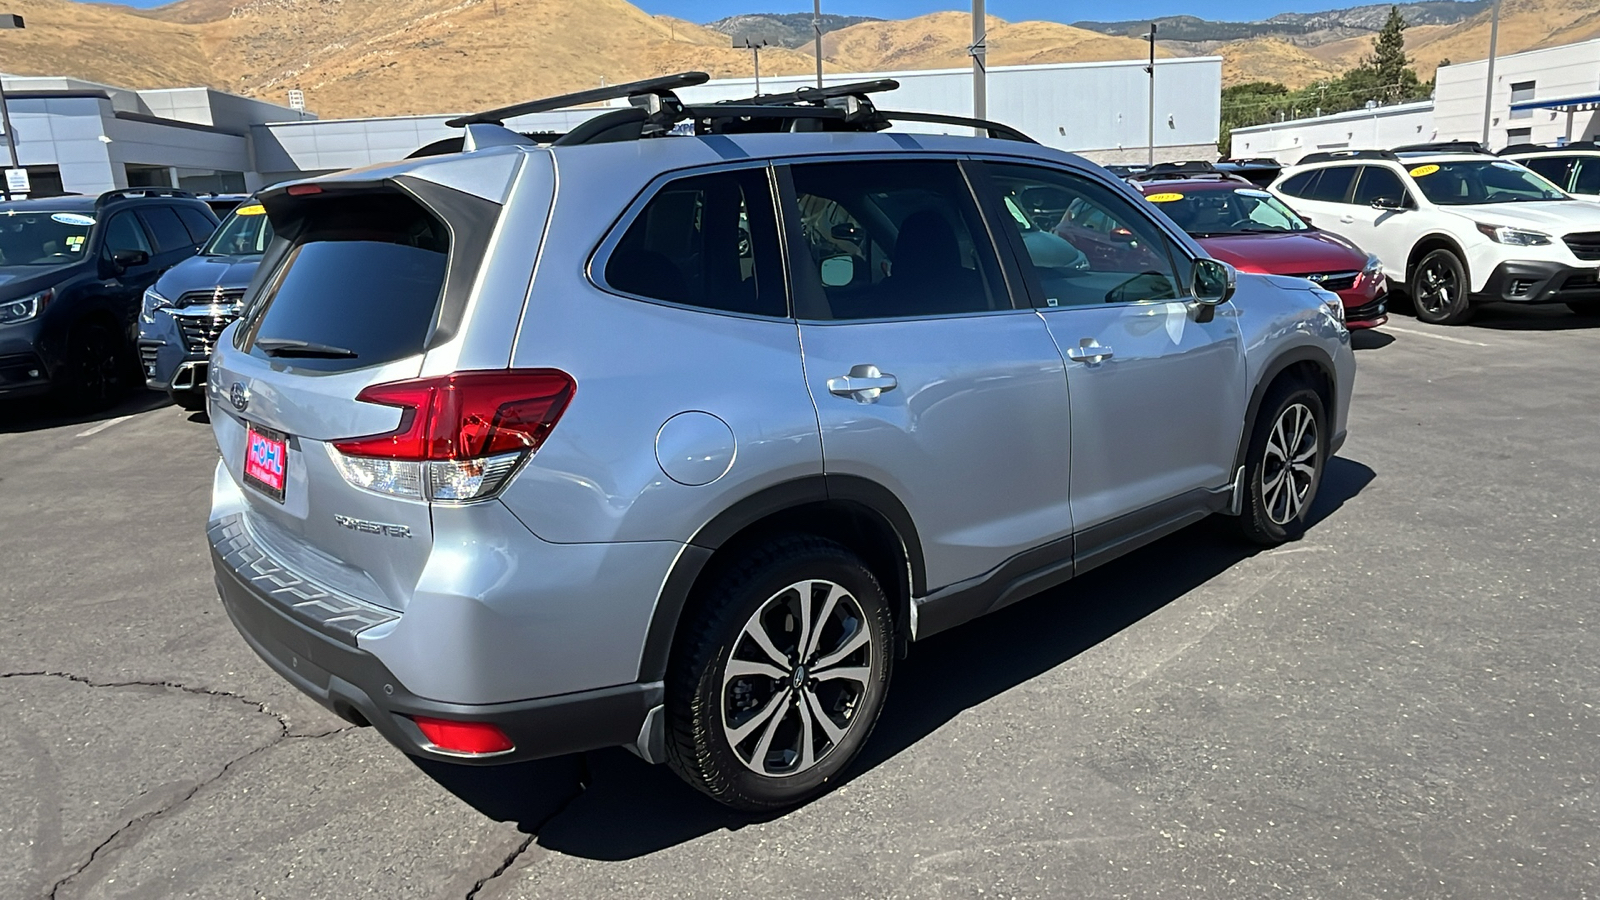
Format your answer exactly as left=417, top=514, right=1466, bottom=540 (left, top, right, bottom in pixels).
left=1305, top=166, right=1357, bottom=203
left=242, top=193, right=448, bottom=372
left=177, top=206, right=220, bottom=244
left=138, top=206, right=196, bottom=253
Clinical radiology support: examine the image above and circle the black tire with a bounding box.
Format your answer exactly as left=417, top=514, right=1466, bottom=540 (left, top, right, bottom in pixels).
left=60, top=321, right=130, bottom=410
left=1409, top=248, right=1474, bottom=325
left=1237, top=380, right=1327, bottom=546
left=171, top=391, right=208, bottom=412
left=1566, top=300, right=1600, bottom=317
left=665, top=535, right=893, bottom=811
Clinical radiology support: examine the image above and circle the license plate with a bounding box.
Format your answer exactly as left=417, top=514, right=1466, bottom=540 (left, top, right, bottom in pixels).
left=244, top=424, right=289, bottom=502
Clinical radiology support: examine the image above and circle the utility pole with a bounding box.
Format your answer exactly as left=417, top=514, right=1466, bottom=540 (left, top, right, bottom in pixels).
left=971, top=0, right=987, bottom=132
left=739, top=37, right=768, bottom=95
left=0, top=14, right=24, bottom=201
left=1480, top=0, right=1501, bottom=146
left=813, top=0, right=823, bottom=89
left=1145, top=23, right=1157, bottom=166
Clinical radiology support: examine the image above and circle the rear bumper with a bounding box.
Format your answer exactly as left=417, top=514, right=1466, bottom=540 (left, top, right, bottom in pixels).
left=211, top=522, right=661, bottom=764
left=1472, top=260, right=1600, bottom=305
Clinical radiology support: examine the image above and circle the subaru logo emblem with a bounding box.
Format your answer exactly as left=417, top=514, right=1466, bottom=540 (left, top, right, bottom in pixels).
left=229, top=382, right=249, bottom=411
left=1307, top=273, right=1328, bottom=283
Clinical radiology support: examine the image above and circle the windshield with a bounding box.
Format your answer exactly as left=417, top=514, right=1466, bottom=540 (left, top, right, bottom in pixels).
left=1407, top=160, right=1569, bottom=205
left=0, top=210, right=94, bottom=266
left=1146, top=187, right=1310, bottom=236
left=203, top=203, right=274, bottom=256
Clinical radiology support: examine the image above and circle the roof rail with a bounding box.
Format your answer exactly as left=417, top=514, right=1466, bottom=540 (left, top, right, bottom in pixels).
left=445, top=71, right=710, bottom=128
left=1391, top=140, right=1490, bottom=155
left=96, top=187, right=197, bottom=205
left=1218, top=157, right=1280, bottom=167
left=1128, top=161, right=1247, bottom=183
left=1499, top=140, right=1600, bottom=156
left=1296, top=149, right=1398, bottom=165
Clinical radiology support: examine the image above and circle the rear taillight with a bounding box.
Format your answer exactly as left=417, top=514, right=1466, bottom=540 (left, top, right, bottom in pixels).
left=329, top=369, right=574, bottom=502
left=412, top=717, right=515, bottom=755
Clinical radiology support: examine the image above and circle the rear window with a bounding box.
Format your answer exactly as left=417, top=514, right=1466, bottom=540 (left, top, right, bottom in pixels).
left=1305, top=166, right=1357, bottom=203
left=138, top=206, right=196, bottom=253
left=242, top=193, right=449, bottom=372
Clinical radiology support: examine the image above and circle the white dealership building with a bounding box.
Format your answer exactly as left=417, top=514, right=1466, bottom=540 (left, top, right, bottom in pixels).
left=3, top=55, right=1223, bottom=196
left=1231, top=37, right=1600, bottom=164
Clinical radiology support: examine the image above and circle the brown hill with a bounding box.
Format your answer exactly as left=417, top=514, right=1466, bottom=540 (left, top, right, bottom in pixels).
left=0, top=0, right=215, bottom=89
left=821, top=11, right=1169, bottom=73
left=1215, top=37, right=1344, bottom=88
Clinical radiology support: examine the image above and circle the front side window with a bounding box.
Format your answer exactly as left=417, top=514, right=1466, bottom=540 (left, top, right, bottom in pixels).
left=0, top=210, right=93, bottom=266
left=1352, top=166, right=1411, bottom=207
left=603, top=168, right=784, bottom=318
left=986, top=162, right=1183, bottom=308
left=787, top=160, right=1008, bottom=320
left=203, top=203, right=275, bottom=257
left=1407, top=160, right=1569, bottom=205
left=1147, top=186, right=1311, bottom=236
left=101, top=211, right=153, bottom=259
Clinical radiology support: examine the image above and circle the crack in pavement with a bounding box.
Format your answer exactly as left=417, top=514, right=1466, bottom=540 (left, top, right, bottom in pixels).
left=463, top=753, right=593, bottom=900
left=2, top=670, right=359, bottom=899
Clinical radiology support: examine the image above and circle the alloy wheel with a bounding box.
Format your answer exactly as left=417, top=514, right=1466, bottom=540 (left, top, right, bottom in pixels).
left=1415, top=260, right=1457, bottom=317
left=1261, top=401, right=1319, bottom=526
left=721, top=579, right=876, bottom=778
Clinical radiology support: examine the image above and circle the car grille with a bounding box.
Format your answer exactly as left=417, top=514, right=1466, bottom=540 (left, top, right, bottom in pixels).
left=177, top=287, right=247, bottom=308
left=1299, top=271, right=1359, bottom=292
left=1564, top=232, right=1600, bottom=261
left=177, top=314, right=235, bottom=354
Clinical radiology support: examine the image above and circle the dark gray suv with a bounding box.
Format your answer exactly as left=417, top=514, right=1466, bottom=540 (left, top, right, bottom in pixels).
left=206, top=76, right=1355, bottom=810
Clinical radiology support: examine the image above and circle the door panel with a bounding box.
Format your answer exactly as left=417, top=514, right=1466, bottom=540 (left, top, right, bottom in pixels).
left=784, top=158, right=1073, bottom=592
left=979, top=161, right=1248, bottom=540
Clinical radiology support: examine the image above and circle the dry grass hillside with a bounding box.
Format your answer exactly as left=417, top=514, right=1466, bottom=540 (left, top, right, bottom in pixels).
left=5, top=0, right=1597, bottom=119
left=821, top=12, right=1169, bottom=73
left=1215, top=37, right=1344, bottom=88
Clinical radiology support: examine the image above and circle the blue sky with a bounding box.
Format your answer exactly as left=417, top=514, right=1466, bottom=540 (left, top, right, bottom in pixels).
left=86, top=1, right=1401, bottom=24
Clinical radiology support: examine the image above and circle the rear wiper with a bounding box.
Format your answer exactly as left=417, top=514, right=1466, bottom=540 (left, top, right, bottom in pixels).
left=255, top=338, right=358, bottom=359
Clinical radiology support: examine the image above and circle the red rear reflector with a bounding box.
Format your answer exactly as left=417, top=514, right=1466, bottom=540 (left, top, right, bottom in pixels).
left=334, top=369, right=575, bottom=461
left=286, top=183, right=323, bottom=196
left=413, top=717, right=515, bottom=755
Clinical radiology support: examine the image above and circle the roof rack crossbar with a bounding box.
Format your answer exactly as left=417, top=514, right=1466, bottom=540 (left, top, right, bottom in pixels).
left=1297, top=149, right=1399, bottom=165
left=1391, top=140, right=1489, bottom=155
left=445, top=71, right=710, bottom=128
left=731, top=79, right=901, bottom=107
left=684, top=104, right=850, bottom=121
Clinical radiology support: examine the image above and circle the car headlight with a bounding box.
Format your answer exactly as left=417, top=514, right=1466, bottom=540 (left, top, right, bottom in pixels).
left=140, top=288, right=172, bottom=324
left=1360, top=253, right=1383, bottom=279
left=0, top=289, right=52, bottom=325
left=1312, top=286, right=1345, bottom=324
left=1475, top=223, right=1552, bottom=246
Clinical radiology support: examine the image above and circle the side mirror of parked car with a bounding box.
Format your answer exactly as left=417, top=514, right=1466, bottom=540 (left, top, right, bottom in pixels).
left=1191, top=258, right=1236, bottom=323
left=112, top=249, right=150, bottom=272
left=1370, top=197, right=1407, bottom=211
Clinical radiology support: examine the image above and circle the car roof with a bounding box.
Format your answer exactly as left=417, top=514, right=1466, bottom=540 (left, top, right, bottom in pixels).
left=0, top=195, right=97, bottom=213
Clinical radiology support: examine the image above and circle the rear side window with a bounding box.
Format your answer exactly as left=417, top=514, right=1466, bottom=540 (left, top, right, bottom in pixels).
left=1305, top=166, right=1357, bottom=203
left=1574, top=159, right=1600, bottom=195
left=101, top=211, right=152, bottom=258
left=603, top=168, right=784, bottom=317
left=1352, top=166, right=1410, bottom=206
left=242, top=193, right=448, bottom=372
left=138, top=207, right=196, bottom=253
left=1521, top=156, right=1576, bottom=191
left=1278, top=170, right=1319, bottom=199
left=177, top=206, right=220, bottom=244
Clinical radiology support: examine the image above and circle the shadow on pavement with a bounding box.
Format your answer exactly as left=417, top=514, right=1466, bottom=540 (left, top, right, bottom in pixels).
left=421, top=457, right=1377, bottom=861
left=1466, top=303, right=1600, bottom=332
left=1351, top=329, right=1395, bottom=350
left=0, top=389, right=171, bottom=435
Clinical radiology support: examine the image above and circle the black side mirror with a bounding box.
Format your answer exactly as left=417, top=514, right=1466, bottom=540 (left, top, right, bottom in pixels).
left=1370, top=197, right=1406, bottom=211
left=111, top=249, right=150, bottom=271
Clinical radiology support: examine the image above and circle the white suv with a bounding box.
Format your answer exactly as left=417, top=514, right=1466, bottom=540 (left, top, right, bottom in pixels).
left=1500, top=142, right=1600, bottom=203
left=1271, top=144, right=1600, bottom=323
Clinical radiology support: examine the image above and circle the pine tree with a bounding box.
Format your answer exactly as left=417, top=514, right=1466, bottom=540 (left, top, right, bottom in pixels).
left=1368, top=5, right=1412, bottom=90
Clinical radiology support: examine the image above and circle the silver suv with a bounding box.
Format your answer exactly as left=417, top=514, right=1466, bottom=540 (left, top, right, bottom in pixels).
left=207, top=75, right=1355, bottom=810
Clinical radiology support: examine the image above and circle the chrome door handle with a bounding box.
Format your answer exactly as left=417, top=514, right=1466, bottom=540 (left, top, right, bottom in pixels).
left=827, top=364, right=898, bottom=402
left=1065, top=339, right=1114, bottom=363
left=1339, top=216, right=1355, bottom=224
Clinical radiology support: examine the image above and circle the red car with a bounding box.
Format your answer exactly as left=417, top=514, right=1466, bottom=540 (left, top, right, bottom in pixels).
left=1130, top=169, right=1388, bottom=328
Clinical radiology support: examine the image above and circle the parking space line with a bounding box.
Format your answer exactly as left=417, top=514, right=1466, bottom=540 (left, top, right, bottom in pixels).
left=1379, top=324, right=1490, bottom=347
left=76, top=414, right=137, bottom=439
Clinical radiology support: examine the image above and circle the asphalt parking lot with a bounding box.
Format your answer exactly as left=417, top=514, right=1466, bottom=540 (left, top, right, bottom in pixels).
left=3, top=305, right=1598, bottom=900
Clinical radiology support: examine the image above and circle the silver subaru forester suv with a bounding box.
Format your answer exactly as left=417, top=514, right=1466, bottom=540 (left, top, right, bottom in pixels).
left=207, top=75, right=1354, bottom=810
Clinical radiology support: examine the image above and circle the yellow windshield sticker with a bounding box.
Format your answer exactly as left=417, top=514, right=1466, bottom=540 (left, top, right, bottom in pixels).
left=235, top=204, right=266, bottom=216
left=1409, top=164, right=1440, bottom=177
left=1145, top=192, right=1185, bottom=203
left=66, top=235, right=85, bottom=250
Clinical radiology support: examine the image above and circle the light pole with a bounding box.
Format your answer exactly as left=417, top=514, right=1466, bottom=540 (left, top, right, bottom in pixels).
left=0, top=14, right=23, bottom=201
left=1480, top=0, right=1501, bottom=146
left=813, top=0, right=823, bottom=89
left=1145, top=23, right=1157, bottom=166
left=970, top=0, right=987, bottom=133
left=738, top=37, right=769, bottom=95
